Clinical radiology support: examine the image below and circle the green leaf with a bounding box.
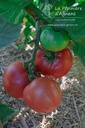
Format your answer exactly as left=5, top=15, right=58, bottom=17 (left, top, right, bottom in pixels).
left=0, top=0, right=33, bottom=24
left=68, top=25, right=85, bottom=45
left=0, top=104, right=19, bottom=125
left=72, top=42, right=85, bottom=66
left=48, top=0, right=58, bottom=5
left=26, top=14, right=35, bottom=27
left=24, top=22, right=31, bottom=37
left=0, top=17, right=21, bottom=49
left=65, top=2, right=85, bottom=45
left=34, top=0, right=39, bottom=5
left=77, top=0, right=85, bottom=3
left=49, top=0, right=71, bottom=5
left=54, top=2, right=85, bottom=30
left=65, top=0, right=75, bottom=6
left=40, top=0, right=47, bottom=3
left=51, top=1, right=64, bottom=13
left=50, top=0, right=75, bottom=16
left=53, top=2, right=85, bottom=45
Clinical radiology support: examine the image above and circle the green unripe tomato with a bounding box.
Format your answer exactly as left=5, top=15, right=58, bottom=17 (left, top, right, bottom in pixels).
left=40, top=27, right=70, bottom=52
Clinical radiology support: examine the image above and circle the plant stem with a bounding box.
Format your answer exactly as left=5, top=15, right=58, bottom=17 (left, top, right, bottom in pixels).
left=24, top=21, right=41, bottom=81
left=24, top=3, right=52, bottom=23
left=24, top=2, right=53, bottom=80
left=24, top=21, right=41, bottom=65
left=31, top=21, right=41, bottom=61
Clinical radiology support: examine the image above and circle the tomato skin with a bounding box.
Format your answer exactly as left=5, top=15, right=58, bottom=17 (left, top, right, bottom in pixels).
left=23, top=77, right=62, bottom=113
left=40, top=27, right=70, bottom=52
left=34, top=48, right=72, bottom=78
left=2, top=61, right=30, bottom=99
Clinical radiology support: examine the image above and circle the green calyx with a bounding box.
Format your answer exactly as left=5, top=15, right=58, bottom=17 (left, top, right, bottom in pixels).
left=43, top=51, right=56, bottom=63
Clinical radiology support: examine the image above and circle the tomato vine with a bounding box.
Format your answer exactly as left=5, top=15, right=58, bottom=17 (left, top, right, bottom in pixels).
left=23, top=20, right=41, bottom=80
left=1, top=0, right=85, bottom=117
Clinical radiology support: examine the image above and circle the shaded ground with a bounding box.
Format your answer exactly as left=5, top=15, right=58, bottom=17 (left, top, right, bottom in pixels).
left=0, top=41, right=85, bottom=128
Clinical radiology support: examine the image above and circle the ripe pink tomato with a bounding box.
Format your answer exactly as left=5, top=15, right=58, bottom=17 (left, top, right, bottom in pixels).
left=34, top=48, right=72, bottom=78
left=2, top=61, right=30, bottom=99
left=23, top=77, right=62, bottom=113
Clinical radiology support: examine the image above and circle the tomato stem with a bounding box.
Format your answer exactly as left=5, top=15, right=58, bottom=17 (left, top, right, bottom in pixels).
left=24, top=21, right=41, bottom=81
left=24, top=3, right=51, bottom=23
left=24, top=4, right=55, bottom=80
left=43, top=51, right=56, bottom=63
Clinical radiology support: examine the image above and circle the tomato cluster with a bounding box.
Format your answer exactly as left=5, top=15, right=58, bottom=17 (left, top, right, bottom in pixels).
left=34, top=27, right=72, bottom=79
left=2, top=27, right=72, bottom=114
left=2, top=61, right=62, bottom=113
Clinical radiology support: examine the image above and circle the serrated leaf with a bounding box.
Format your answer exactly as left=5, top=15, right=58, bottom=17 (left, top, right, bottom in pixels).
left=0, top=17, right=21, bottom=49
left=0, top=0, right=33, bottom=24
left=0, top=104, right=19, bottom=125
left=72, top=42, right=85, bottom=66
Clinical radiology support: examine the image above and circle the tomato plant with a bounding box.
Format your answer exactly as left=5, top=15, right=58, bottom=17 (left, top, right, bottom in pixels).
left=40, top=27, right=70, bottom=52
left=23, top=77, right=62, bottom=114
left=34, top=48, right=72, bottom=78
left=1, top=0, right=85, bottom=120
left=2, top=61, right=30, bottom=99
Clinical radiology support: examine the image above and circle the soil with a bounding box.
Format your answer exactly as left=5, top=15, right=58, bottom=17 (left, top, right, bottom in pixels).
left=0, top=40, right=85, bottom=128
